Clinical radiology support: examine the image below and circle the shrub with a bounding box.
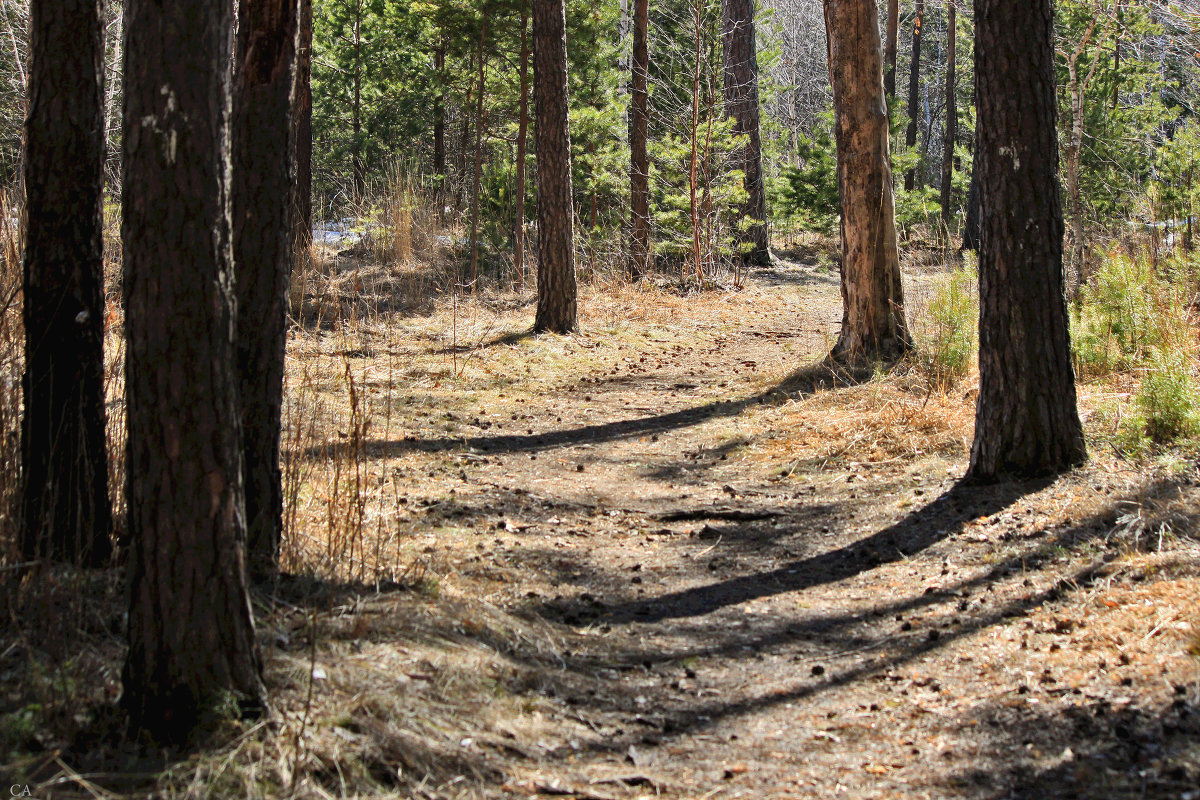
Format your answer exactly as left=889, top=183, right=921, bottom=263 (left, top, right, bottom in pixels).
left=1136, top=350, right=1200, bottom=444
left=913, top=263, right=978, bottom=390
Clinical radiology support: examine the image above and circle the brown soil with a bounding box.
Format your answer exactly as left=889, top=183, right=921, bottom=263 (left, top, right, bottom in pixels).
left=7, top=255, right=1199, bottom=799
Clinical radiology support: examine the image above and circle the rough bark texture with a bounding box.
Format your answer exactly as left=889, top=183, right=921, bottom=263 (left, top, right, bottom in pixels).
left=824, top=0, right=911, bottom=366
left=939, top=0, right=956, bottom=233
left=721, top=0, right=770, bottom=266
left=968, top=0, right=1086, bottom=481
left=20, top=0, right=112, bottom=566
left=514, top=10, right=530, bottom=290
left=233, top=0, right=299, bottom=581
left=293, top=0, right=313, bottom=241
left=122, top=0, right=265, bottom=740
left=904, top=0, right=924, bottom=191
left=629, top=0, right=650, bottom=281
left=532, top=0, right=577, bottom=334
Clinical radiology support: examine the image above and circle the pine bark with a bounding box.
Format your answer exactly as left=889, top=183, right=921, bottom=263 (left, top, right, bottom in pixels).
left=532, top=0, right=577, bottom=333
left=721, top=0, right=770, bottom=266
left=233, top=0, right=299, bottom=581
left=939, top=0, right=956, bottom=233
left=20, top=0, right=112, bottom=566
left=824, top=0, right=911, bottom=367
left=122, top=0, right=265, bottom=739
left=968, top=0, right=1086, bottom=481
left=629, top=0, right=650, bottom=280
left=904, top=0, right=924, bottom=191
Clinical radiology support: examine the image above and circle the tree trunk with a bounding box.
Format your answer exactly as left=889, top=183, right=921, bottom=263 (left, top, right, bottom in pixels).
left=967, top=0, right=1086, bottom=481
left=884, top=0, right=898, bottom=101
left=514, top=8, right=530, bottom=290
left=824, top=0, right=911, bottom=367
left=232, top=0, right=299, bottom=582
left=350, top=0, right=365, bottom=197
left=433, top=42, right=446, bottom=186
left=20, top=0, right=112, bottom=566
left=532, top=0, right=577, bottom=333
left=722, top=0, right=770, bottom=266
left=468, top=14, right=488, bottom=290
left=904, top=0, right=924, bottom=191
left=122, top=0, right=265, bottom=740
left=293, top=0, right=313, bottom=241
left=628, top=0, right=650, bottom=280
left=939, top=0, right=956, bottom=235
left=962, top=163, right=979, bottom=250
left=1064, top=13, right=1103, bottom=292
left=688, top=0, right=702, bottom=282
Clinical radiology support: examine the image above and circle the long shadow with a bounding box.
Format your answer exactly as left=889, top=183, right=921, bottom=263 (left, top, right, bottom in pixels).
left=299, top=361, right=852, bottom=461
left=563, top=477, right=1049, bottom=625
left=949, top=690, right=1200, bottom=799
left=431, top=327, right=538, bottom=355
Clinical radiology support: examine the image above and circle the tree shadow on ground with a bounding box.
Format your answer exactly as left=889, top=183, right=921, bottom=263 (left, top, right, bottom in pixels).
left=299, top=360, right=860, bottom=462
left=945, top=687, right=1200, bottom=798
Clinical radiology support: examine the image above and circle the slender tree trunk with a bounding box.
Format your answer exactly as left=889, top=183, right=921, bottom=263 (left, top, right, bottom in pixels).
left=689, top=0, right=702, bottom=282
left=962, top=164, right=979, bottom=250
left=532, top=0, right=577, bottom=333
left=904, top=0, right=924, bottom=191
left=350, top=0, right=365, bottom=197
left=468, top=13, right=488, bottom=290
left=939, top=0, right=956, bottom=235
left=722, top=0, right=770, bottom=266
left=122, top=0, right=265, bottom=740
left=629, top=0, right=650, bottom=280
left=514, top=8, right=530, bottom=290
left=293, top=0, right=313, bottom=241
left=20, top=0, right=112, bottom=566
left=232, top=0, right=299, bottom=581
left=824, top=0, right=911, bottom=367
left=968, top=0, right=1086, bottom=481
left=434, top=42, right=448, bottom=206
left=1065, top=13, right=1103, bottom=291
left=884, top=0, right=898, bottom=100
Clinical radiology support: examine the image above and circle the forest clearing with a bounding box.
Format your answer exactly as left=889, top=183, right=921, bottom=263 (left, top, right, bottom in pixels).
left=5, top=238, right=1199, bottom=798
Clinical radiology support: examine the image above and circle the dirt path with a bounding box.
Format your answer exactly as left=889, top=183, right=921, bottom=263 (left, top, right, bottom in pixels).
left=263, top=260, right=1200, bottom=800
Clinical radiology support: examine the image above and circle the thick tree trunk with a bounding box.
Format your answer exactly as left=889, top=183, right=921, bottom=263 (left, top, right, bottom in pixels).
left=722, top=0, right=770, bottom=266
left=883, top=0, right=898, bottom=100
left=293, top=0, right=313, bottom=241
left=20, top=0, right=112, bottom=566
left=122, top=0, right=265, bottom=740
left=628, top=0, right=650, bottom=281
left=824, top=0, right=911, bottom=367
left=532, top=0, right=577, bottom=333
left=939, top=0, right=956, bottom=234
left=967, top=0, right=1086, bottom=481
left=514, top=9, right=530, bottom=290
left=232, top=0, right=299, bottom=582
left=904, top=0, right=924, bottom=192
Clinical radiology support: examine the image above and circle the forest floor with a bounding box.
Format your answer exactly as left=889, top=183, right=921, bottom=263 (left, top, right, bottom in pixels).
left=7, top=247, right=1200, bottom=799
